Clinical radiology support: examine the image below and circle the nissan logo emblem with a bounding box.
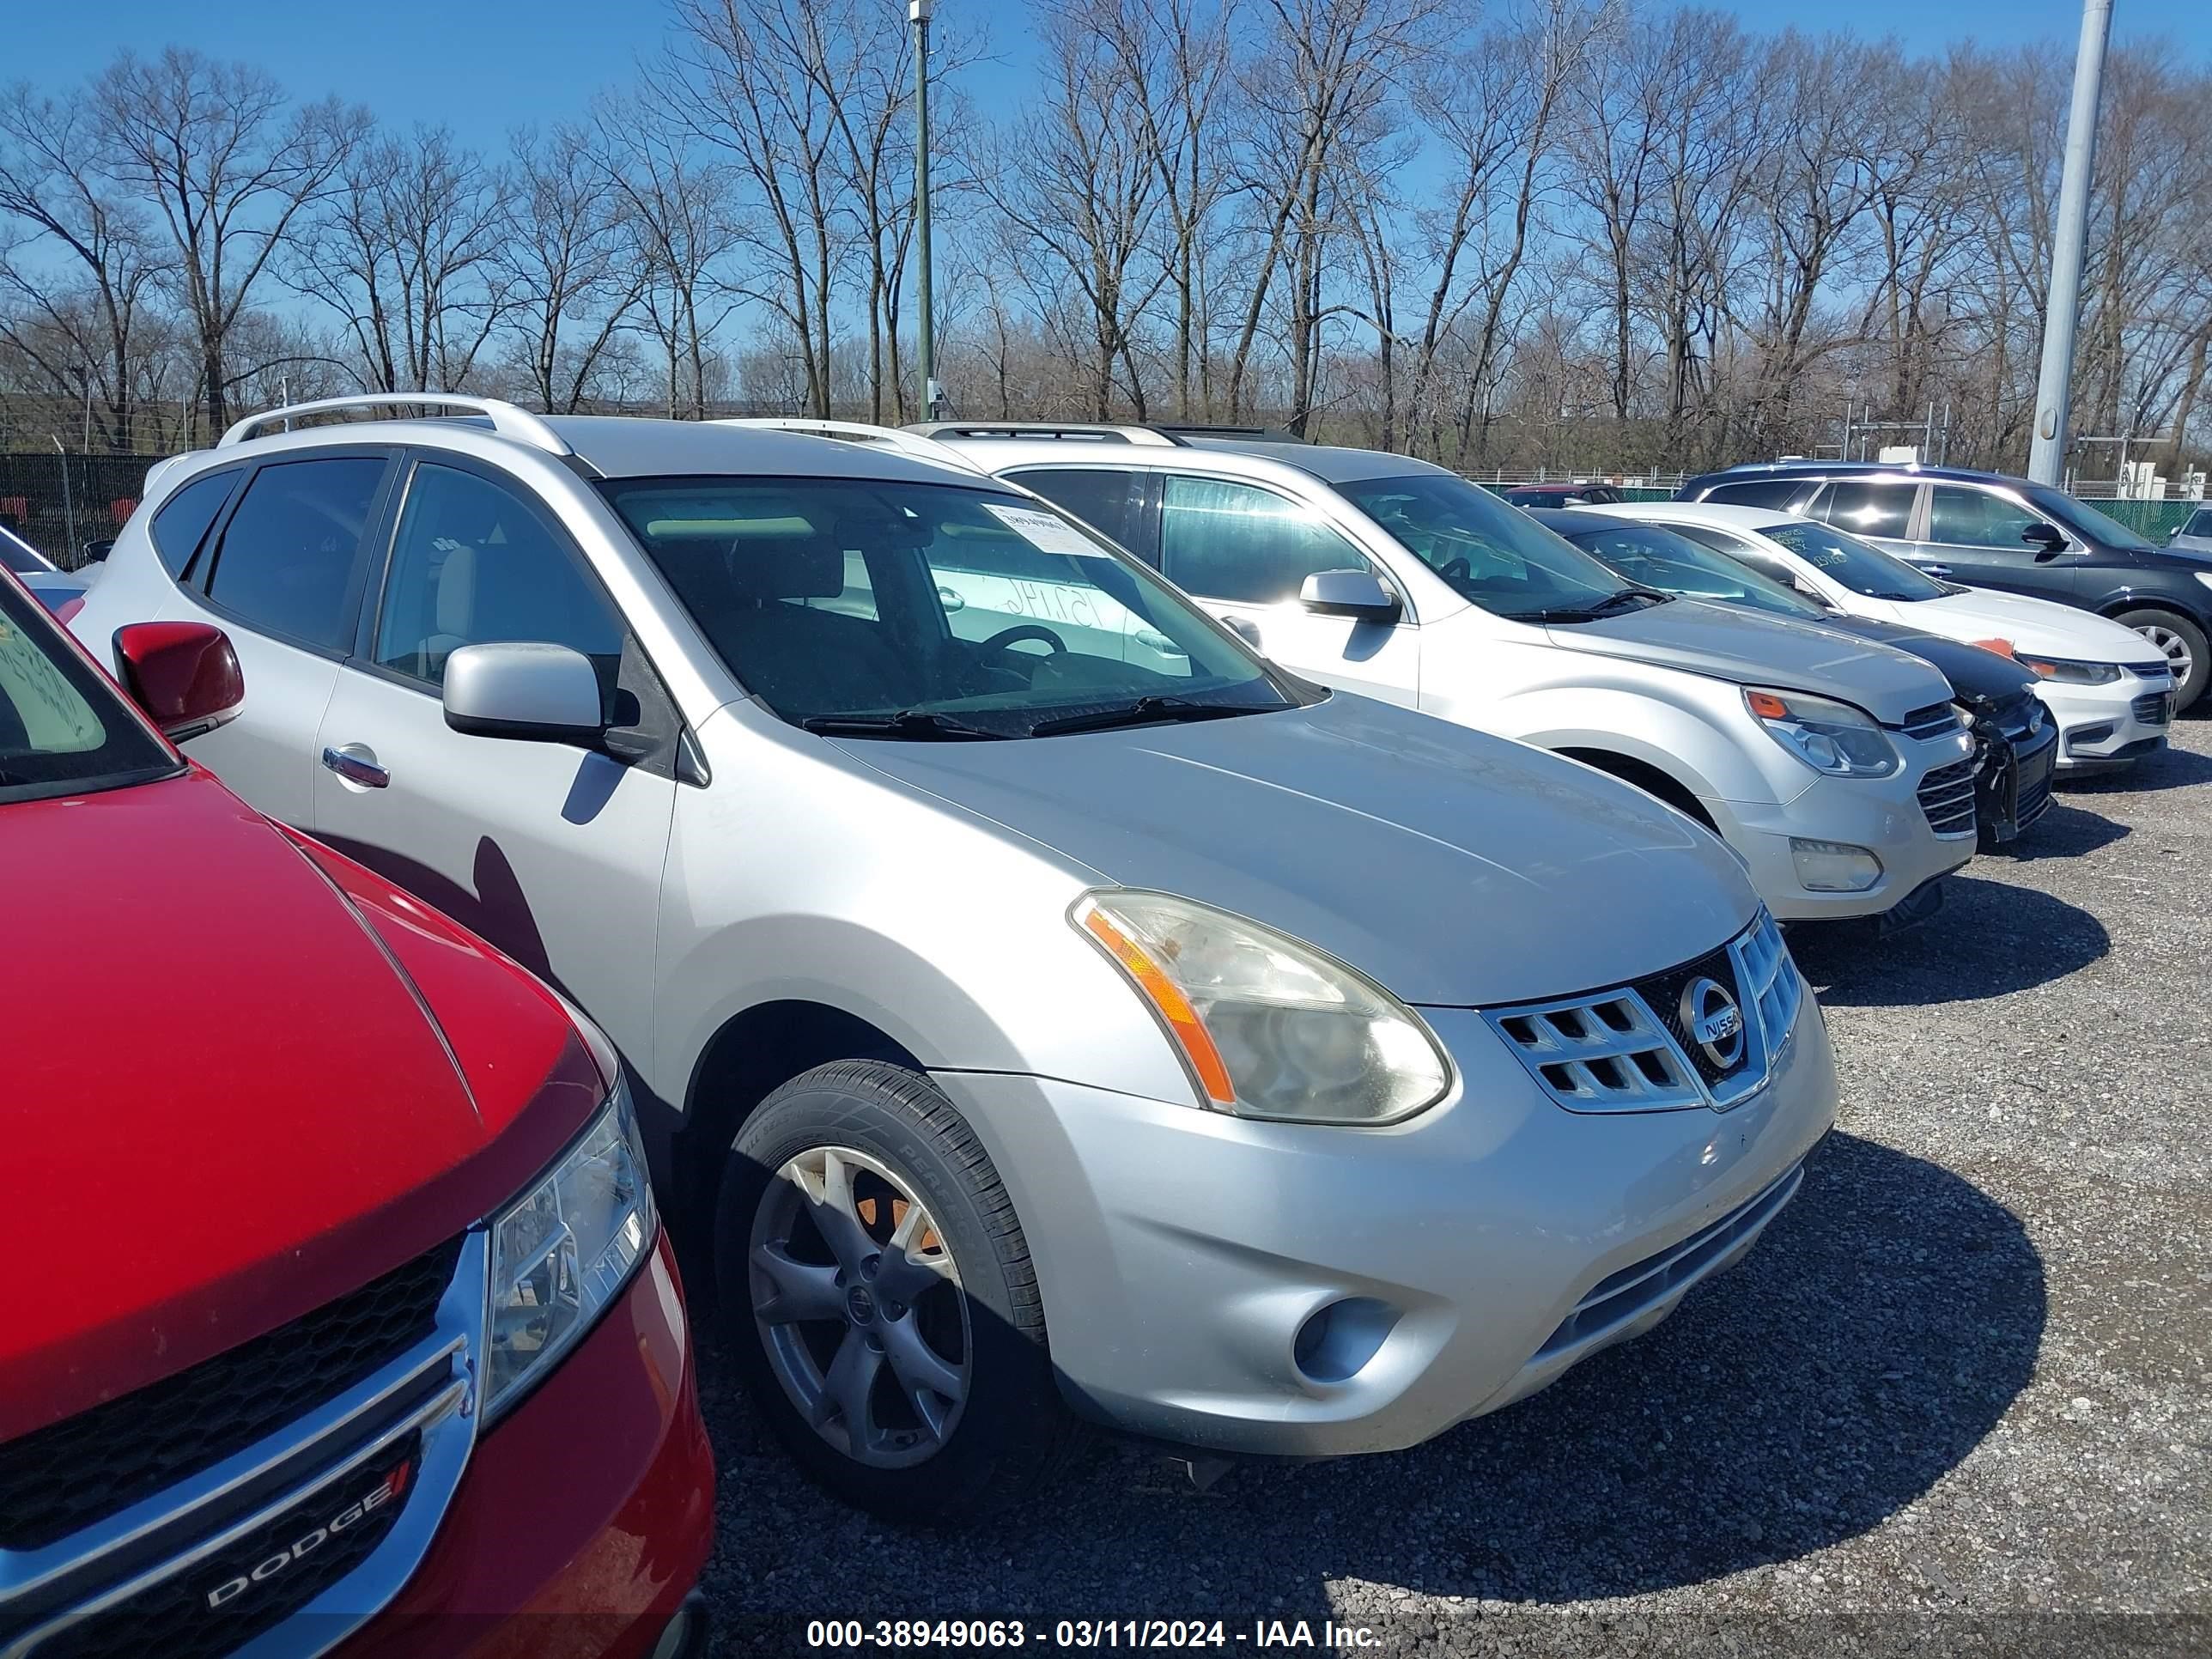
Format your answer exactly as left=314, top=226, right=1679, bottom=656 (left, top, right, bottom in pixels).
left=1680, top=976, right=1746, bottom=1070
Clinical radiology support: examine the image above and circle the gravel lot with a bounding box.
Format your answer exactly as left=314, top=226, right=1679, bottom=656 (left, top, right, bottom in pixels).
left=692, top=716, right=2212, bottom=1656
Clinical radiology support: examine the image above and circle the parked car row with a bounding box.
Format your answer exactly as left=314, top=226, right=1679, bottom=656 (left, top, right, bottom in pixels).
left=3, top=398, right=2191, bottom=1656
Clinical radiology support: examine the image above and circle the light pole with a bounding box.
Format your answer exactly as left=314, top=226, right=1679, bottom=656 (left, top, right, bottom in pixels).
left=910, top=0, right=943, bottom=422
left=2027, top=0, right=2114, bottom=485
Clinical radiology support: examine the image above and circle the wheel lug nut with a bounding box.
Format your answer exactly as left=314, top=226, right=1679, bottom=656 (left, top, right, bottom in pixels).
left=862, top=1255, right=881, bottom=1280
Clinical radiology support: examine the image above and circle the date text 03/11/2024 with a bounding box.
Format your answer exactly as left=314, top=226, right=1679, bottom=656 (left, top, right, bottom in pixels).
left=803, top=1619, right=1386, bottom=1650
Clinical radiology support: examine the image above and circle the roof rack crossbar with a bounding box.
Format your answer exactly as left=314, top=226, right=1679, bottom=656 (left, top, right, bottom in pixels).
left=216, top=394, right=574, bottom=457
left=716, top=416, right=981, bottom=471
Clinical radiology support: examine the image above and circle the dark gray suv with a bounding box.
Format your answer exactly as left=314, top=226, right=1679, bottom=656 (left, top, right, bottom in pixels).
left=1679, top=462, right=2212, bottom=712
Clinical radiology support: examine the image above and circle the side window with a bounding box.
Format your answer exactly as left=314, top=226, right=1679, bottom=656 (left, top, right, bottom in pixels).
left=1158, top=476, right=1370, bottom=605
left=372, top=463, right=624, bottom=695
left=1011, top=468, right=1147, bottom=558
left=1813, top=481, right=1914, bottom=538
left=206, top=457, right=388, bottom=651
left=149, top=471, right=240, bottom=580
left=1926, top=486, right=2042, bottom=550
left=1705, top=480, right=1814, bottom=510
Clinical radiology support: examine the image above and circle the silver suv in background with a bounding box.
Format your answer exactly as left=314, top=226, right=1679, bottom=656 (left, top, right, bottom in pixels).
left=71, top=398, right=1835, bottom=1523
left=928, top=423, right=1978, bottom=927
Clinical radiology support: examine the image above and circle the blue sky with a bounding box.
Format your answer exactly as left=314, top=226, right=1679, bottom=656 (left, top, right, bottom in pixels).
left=8, top=0, right=2203, bottom=155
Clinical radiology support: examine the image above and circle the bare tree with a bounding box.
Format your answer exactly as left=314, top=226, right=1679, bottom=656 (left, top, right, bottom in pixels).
left=288, top=124, right=510, bottom=394
left=500, top=125, right=644, bottom=412
left=94, top=48, right=364, bottom=430
left=0, top=86, right=173, bottom=449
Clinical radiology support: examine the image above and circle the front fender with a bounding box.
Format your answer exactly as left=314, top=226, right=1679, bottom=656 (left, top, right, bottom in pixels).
left=1437, top=681, right=1797, bottom=807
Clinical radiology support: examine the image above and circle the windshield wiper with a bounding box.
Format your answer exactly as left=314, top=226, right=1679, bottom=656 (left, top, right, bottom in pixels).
left=1029, top=695, right=1261, bottom=738
left=800, top=709, right=1011, bottom=741
left=1518, top=588, right=1672, bottom=623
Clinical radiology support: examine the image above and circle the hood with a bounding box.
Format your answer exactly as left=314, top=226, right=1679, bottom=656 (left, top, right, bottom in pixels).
left=1543, top=598, right=1948, bottom=723
left=1817, top=617, right=2038, bottom=705
left=3, top=768, right=600, bottom=1439
left=2166, top=534, right=2212, bottom=558
left=1904, top=587, right=2157, bottom=663
left=839, top=692, right=1757, bottom=1006
left=17, top=568, right=90, bottom=613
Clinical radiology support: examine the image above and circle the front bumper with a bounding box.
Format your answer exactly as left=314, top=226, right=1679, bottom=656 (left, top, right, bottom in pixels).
left=937, top=999, right=1838, bottom=1459
left=337, top=1233, right=714, bottom=1659
left=2040, top=672, right=2172, bottom=769
left=1703, top=741, right=1977, bottom=922
left=1977, top=719, right=2059, bottom=844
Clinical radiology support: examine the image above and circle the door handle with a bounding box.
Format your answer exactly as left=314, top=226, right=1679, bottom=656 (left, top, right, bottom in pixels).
left=321, top=744, right=389, bottom=789
left=1919, top=563, right=1954, bottom=580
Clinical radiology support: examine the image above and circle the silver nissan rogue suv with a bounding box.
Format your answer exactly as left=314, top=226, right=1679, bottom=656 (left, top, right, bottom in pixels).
left=72, top=398, right=1838, bottom=1522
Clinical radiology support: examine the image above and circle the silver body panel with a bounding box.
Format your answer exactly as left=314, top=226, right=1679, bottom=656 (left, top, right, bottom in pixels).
left=948, top=437, right=1975, bottom=921
left=70, top=410, right=1844, bottom=1458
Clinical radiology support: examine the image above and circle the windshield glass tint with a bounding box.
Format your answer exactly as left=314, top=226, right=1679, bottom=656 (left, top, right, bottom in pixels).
left=1336, top=473, right=1625, bottom=619
left=602, top=477, right=1296, bottom=734
left=2021, top=483, right=2156, bottom=552
left=1565, top=522, right=1826, bottom=619
left=1759, top=520, right=1950, bottom=602
left=0, top=578, right=175, bottom=802
left=1, top=530, right=49, bottom=574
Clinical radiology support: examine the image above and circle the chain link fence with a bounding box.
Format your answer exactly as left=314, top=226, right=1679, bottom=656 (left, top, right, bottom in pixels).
left=1, top=435, right=2199, bottom=570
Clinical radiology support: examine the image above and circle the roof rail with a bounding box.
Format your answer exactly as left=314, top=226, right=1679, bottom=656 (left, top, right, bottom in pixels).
left=216, top=394, right=574, bottom=457
left=903, top=421, right=1182, bottom=447
left=1149, top=422, right=1310, bottom=443
left=717, top=416, right=981, bottom=471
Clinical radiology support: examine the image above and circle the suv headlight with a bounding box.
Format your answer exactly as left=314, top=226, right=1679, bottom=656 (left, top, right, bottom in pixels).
left=2018, top=653, right=2122, bottom=684
left=483, top=1076, right=656, bottom=1421
left=1073, top=890, right=1450, bottom=1125
left=1744, top=687, right=1901, bottom=777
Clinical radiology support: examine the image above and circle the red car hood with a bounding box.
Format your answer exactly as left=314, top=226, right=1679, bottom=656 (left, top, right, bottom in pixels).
left=2, top=767, right=602, bottom=1441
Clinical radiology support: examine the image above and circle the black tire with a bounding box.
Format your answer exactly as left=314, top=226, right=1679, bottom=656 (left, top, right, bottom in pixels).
left=2115, top=607, right=2208, bottom=713
left=714, top=1060, right=1082, bottom=1522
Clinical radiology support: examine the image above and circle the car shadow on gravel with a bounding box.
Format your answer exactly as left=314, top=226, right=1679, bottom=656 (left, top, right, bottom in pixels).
left=2056, top=741, right=2212, bottom=793
left=1787, top=873, right=2108, bottom=1006
left=690, top=1133, right=2042, bottom=1626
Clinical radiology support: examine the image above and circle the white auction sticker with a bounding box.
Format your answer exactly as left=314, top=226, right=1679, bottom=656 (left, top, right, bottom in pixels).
left=982, top=502, right=1109, bottom=558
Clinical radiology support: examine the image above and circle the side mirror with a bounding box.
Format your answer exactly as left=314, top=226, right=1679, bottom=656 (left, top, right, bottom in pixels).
left=443, top=642, right=607, bottom=745
left=1219, top=613, right=1266, bottom=653
left=1299, top=568, right=1402, bottom=623
left=114, top=621, right=245, bottom=743
left=2021, top=522, right=2068, bottom=559
left=81, top=538, right=115, bottom=563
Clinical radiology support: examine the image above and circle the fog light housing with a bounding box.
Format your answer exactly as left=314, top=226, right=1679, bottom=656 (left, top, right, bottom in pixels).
left=1790, top=837, right=1881, bottom=893
left=1292, top=1297, right=1399, bottom=1384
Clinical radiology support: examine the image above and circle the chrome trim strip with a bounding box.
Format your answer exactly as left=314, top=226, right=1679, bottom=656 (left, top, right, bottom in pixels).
left=3, top=1381, right=465, bottom=1659
left=0, top=1335, right=463, bottom=1604
left=3, top=1231, right=488, bottom=1659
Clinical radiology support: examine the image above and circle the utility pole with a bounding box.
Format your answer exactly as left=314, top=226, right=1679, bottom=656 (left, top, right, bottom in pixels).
left=910, top=0, right=943, bottom=422
left=2027, top=0, right=2114, bottom=485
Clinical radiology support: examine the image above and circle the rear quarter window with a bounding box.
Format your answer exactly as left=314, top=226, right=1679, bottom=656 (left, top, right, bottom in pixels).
left=150, top=470, right=243, bottom=580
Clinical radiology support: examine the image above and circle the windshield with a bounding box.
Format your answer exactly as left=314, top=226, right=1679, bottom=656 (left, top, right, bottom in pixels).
left=2019, top=483, right=2156, bottom=552
left=1, top=526, right=53, bottom=574
left=1562, top=521, right=1829, bottom=621
left=1758, top=520, right=1951, bottom=602
left=0, top=575, right=177, bottom=803
left=1337, top=473, right=1637, bottom=621
left=601, top=477, right=1303, bottom=737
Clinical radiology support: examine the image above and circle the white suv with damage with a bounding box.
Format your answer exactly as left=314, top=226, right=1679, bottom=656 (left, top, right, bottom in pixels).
left=930, top=423, right=1979, bottom=927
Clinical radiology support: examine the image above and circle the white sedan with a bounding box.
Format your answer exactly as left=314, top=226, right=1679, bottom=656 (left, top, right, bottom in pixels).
left=1584, top=501, right=2173, bottom=772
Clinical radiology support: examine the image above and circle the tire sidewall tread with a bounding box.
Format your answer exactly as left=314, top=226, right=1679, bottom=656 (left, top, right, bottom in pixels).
left=715, top=1060, right=1083, bottom=1522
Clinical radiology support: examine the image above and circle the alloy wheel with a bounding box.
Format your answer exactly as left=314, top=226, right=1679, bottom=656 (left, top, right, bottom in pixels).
left=2134, top=622, right=2194, bottom=689
left=748, top=1144, right=969, bottom=1468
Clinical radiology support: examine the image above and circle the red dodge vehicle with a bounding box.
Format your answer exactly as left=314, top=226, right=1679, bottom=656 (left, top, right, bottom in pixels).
left=0, top=569, right=714, bottom=1659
